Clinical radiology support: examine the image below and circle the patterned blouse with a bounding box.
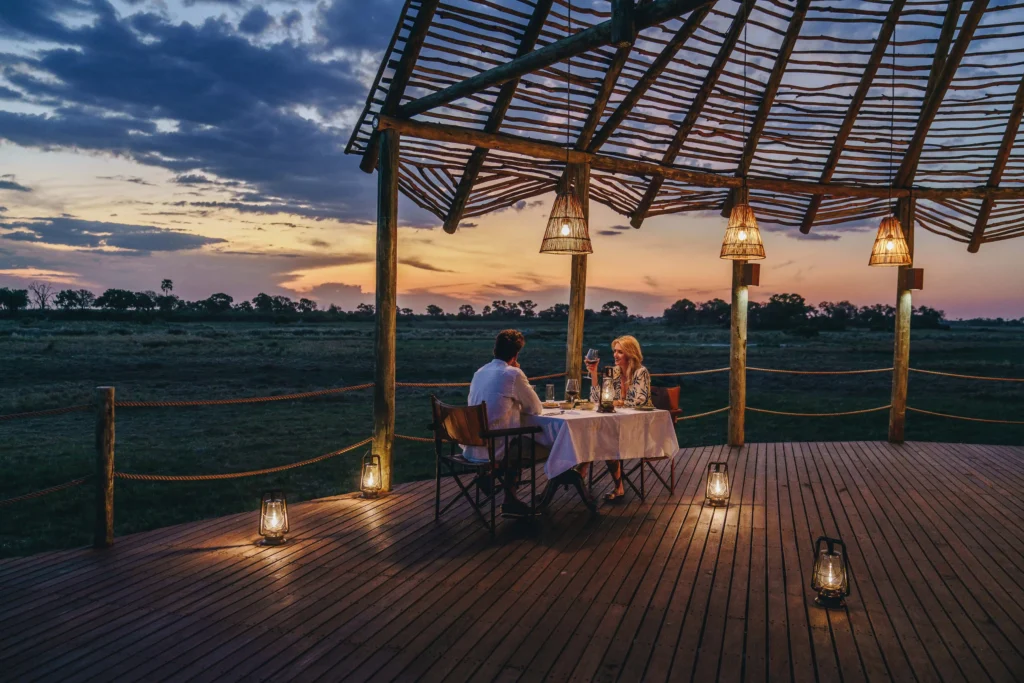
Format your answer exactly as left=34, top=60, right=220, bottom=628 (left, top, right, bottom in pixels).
left=589, top=365, right=651, bottom=407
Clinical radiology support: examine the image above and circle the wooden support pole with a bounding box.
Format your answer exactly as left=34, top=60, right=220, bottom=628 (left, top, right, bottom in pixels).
left=611, top=0, right=635, bottom=47
left=374, top=129, right=399, bottom=491
left=728, top=261, right=748, bottom=447
left=94, top=386, right=115, bottom=549
left=889, top=197, right=915, bottom=443
left=565, top=163, right=590, bottom=389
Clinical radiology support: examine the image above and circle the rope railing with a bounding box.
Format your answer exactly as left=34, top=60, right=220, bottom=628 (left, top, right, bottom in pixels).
left=396, top=434, right=434, bottom=443
left=396, top=371, right=566, bottom=389
left=748, top=367, right=892, bottom=376
left=115, top=383, right=375, bottom=408
left=650, top=368, right=729, bottom=377
left=909, top=368, right=1024, bottom=382
left=907, top=407, right=1024, bottom=425
left=0, top=404, right=91, bottom=422
left=678, top=406, right=730, bottom=420
left=748, top=405, right=892, bottom=417
left=0, top=477, right=91, bottom=507
left=114, top=437, right=373, bottom=482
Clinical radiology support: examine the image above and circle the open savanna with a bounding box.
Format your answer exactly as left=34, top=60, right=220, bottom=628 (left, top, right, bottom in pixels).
left=2, top=318, right=1022, bottom=558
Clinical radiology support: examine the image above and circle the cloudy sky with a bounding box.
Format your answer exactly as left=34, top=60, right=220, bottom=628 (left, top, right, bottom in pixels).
left=1, top=0, right=1022, bottom=318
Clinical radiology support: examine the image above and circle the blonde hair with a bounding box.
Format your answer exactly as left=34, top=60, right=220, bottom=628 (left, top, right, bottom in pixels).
left=612, top=335, right=643, bottom=384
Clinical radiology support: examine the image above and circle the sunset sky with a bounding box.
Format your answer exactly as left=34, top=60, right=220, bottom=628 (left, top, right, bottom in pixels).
left=1, top=0, right=1022, bottom=319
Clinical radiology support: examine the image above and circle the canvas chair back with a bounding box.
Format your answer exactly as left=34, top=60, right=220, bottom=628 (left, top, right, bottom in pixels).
left=431, top=396, right=489, bottom=447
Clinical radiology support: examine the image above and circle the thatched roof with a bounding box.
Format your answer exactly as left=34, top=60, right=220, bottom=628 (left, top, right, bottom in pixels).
left=346, top=0, right=1024, bottom=251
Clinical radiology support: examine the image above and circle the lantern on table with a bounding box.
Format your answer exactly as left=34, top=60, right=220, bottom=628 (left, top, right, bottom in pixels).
left=258, top=490, right=289, bottom=546
left=598, top=369, right=616, bottom=413
left=705, top=462, right=730, bottom=506
left=361, top=451, right=382, bottom=498
left=811, top=536, right=851, bottom=608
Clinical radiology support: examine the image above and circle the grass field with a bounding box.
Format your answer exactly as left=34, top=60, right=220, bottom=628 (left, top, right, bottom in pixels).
left=2, top=317, right=1022, bottom=558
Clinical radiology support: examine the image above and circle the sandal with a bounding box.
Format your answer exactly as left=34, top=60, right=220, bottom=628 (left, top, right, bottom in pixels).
left=604, top=491, right=625, bottom=503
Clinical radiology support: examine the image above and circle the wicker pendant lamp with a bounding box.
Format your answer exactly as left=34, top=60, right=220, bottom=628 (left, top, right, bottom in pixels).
left=540, top=0, right=592, bottom=256
left=870, top=18, right=911, bottom=267
left=721, top=0, right=764, bottom=261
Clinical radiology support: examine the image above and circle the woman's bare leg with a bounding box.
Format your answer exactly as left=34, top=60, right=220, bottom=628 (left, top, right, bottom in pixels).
left=605, top=461, right=624, bottom=495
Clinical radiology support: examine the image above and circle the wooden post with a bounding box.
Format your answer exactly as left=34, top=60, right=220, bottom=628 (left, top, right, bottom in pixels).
left=373, top=128, right=399, bottom=491
left=728, top=261, right=748, bottom=447
left=565, top=163, right=590, bottom=388
left=889, top=197, right=915, bottom=443
left=94, top=386, right=115, bottom=548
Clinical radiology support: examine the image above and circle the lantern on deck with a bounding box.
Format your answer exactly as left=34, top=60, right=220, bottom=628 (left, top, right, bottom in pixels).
left=361, top=451, right=383, bottom=498
left=811, top=536, right=851, bottom=608
left=598, top=370, right=616, bottom=413
left=705, top=462, right=730, bottom=506
left=868, top=215, right=912, bottom=267
left=258, top=490, right=289, bottom=546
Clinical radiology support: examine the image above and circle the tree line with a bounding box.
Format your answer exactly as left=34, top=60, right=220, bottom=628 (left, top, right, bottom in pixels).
left=1, top=280, right=1020, bottom=329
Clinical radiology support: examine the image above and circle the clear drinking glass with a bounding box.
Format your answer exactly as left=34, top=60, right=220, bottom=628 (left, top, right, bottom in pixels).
left=545, top=384, right=555, bottom=402
left=565, top=378, right=580, bottom=406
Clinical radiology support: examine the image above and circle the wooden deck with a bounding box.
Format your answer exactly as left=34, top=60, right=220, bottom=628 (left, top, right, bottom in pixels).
left=2, top=441, right=1023, bottom=682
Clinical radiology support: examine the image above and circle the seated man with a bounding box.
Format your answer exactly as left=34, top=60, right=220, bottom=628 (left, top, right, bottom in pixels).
left=463, top=329, right=545, bottom=516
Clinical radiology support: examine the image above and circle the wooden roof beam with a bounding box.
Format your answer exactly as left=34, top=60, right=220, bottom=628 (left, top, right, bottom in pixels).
left=630, top=0, right=755, bottom=229
left=797, top=0, right=906, bottom=233
left=894, top=0, right=989, bottom=190
left=441, top=0, right=555, bottom=234
left=586, top=3, right=714, bottom=154
left=359, top=0, right=441, bottom=174
left=377, top=114, right=1024, bottom=201
left=395, top=0, right=718, bottom=119
left=721, top=0, right=810, bottom=217
left=968, top=70, right=1024, bottom=252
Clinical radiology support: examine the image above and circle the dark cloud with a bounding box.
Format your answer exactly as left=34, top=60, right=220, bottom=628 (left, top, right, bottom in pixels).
left=317, top=0, right=404, bottom=50
left=300, top=281, right=372, bottom=309
left=0, top=86, right=23, bottom=100
left=400, top=257, right=454, bottom=273
left=608, top=224, right=631, bottom=231
left=459, top=222, right=478, bottom=229
left=282, top=10, right=302, bottom=29
left=0, top=216, right=226, bottom=254
left=304, top=238, right=330, bottom=249
left=238, top=7, right=273, bottom=35
left=597, top=229, right=622, bottom=237
left=0, top=176, right=32, bottom=192
left=96, top=175, right=154, bottom=186
left=183, top=0, right=243, bottom=6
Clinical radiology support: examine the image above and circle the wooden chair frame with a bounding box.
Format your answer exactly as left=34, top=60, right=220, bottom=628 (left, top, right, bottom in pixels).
left=430, top=396, right=542, bottom=535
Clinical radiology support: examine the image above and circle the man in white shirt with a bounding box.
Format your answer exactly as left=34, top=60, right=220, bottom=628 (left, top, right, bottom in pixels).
left=464, top=329, right=545, bottom=515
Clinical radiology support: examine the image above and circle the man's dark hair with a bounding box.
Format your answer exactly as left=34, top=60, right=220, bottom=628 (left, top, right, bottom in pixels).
left=493, top=329, right=525, bottom=362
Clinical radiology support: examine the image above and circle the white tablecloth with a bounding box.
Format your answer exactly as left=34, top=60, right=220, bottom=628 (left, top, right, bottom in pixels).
left=524, top=407, right=680, bottom=479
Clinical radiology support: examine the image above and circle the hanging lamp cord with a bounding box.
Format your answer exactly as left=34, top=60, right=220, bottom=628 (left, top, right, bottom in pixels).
left=566, top=0, right=571, bottom=165
left=742, top=0, right=749, bottom=199
left=889, top=18, right=896, bottom=214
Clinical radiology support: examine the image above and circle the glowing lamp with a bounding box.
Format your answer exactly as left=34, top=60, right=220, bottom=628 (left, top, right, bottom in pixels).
left=705, top=462, right=730, bottom=506
left=540, top=189, right=592, bottom=255
left=811, top=536, right=851, bottom=608
left=720, top=202, right=765, bottom=260
left=361, top=452, right=383, bottom=498
left=598, top=372, right=616, bottom=413
left=868, top=215, right=911, bottom=267
left=258, top=491, right=289, bottom=546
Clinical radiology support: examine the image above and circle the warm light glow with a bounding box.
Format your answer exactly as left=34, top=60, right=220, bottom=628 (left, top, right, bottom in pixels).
left=709, top=473, right=727, bottom=497
left=706, top=463, right=730, bottom=505
left=365, top=467, right=378, bottom=490
left=815, top=551, right=845, bottom=592
left=601, top=377, right=615, bottom=402
left=560, top=223, right=571, bottom=236
left=263, top=501, right=285, bottom=533
left=886, top=240, right=894, bottom=251
left=738, top=230, right=748, bottom=242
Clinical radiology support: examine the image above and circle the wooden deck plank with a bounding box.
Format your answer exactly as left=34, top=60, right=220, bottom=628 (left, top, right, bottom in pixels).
left=2, top=442, right=1023, bottom=682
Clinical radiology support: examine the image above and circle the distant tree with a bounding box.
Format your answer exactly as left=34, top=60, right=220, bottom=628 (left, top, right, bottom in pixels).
left=297, top=298, right=318, bottom=313
left=234, top=300, right=254, bottom=313
left=95, top=288, right=137, bottom=311
left=913, top=305, right=945, bottom=329
left=539, top=303, right=569, bottom=320
left=28, top=281, right=55, bottom=310
left=252, top=292, right=274, bottom=313
left=600, top=301, right=629, bottom=319
left=663, top=299, right=697, bottom=325
left=482, top=305, right=492, bottom=317
left=160, top=279, right=173, bottom=295
left=398, top=307, right=414, bottom=318
left=328, top=304, right=343, bottom=315
left=488, top=300, right=520, bottom=318
left=426, top=304, right=444, bottom=317
left=696, top=298, right=730, bottom=326
left=76, top=289, right=95, bottom=309
left=457, top=304, right=476, bottom=319
left=54, top=289, right=81, bottom=310
left=0, top=288, right=30, bottom=312
left=758, top=293, right=811, bottom=329
left=204, top=293, right=234, bottom=313
left=818, top=300, right=859, bottom=330
left=134, top=291, right=157, bottom=312
left=156, top=294, right=179, bottom=313
left=858, top=303, right=896, bottom=329
left=517, top=300, right=537, bottom=318
left=271, top=295, right=295, bottom=313
left=354, top=302, right=375, bottom=319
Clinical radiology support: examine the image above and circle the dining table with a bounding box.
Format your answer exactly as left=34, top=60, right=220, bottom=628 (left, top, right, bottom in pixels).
left=524, top=404, right=680, bottom=511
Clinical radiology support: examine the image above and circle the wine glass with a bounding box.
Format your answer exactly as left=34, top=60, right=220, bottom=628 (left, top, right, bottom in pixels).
left=585, top=348, right=599, bottom=389
left=565, top=378, right=580, bottom=407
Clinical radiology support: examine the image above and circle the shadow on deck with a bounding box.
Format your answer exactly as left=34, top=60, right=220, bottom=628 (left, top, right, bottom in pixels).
left=1, top=441, right=1022, bottom=682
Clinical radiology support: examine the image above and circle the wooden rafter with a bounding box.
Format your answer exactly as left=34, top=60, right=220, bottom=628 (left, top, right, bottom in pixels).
left=377, top=115, right=1024, bottom=201
left=968, top=70, right=1024, bottom=252
left=441, top=0, right=554, bottom=234
left=630, top=0, right=755, bottom=229
left=721, top=0, right=809, bottom=216
left=893, top=0, right=989, bottom=189
left=395, top=0, right=717, bottom=119
left=798, top=0, right=907, bottom=233
left=586, top=3, right=713, bottom=154
left=359, top=0, right=441, bottom=174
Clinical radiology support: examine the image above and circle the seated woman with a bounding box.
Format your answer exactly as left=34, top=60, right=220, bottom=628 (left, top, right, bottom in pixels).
left=585, top=335, right=651, bottom=502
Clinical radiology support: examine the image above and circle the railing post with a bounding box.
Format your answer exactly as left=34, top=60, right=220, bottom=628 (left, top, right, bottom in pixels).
left=889, top=197, right=915, bottom=443
left=373, top=127, right=399, bottom=491
left=728, top=260, right=748, bottom=447
left=565, top=162, right=590, bottom=388
left=94, top=386, right=115, bottom=548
